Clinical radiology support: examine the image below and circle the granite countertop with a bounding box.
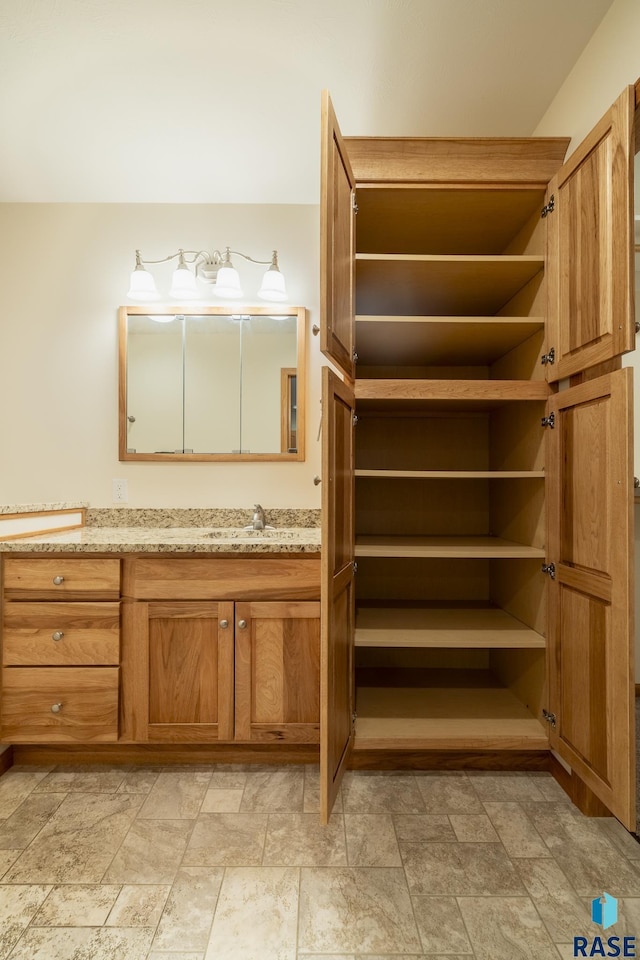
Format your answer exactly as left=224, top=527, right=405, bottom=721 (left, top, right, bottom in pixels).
left=0, top=527, right=321, bottom=554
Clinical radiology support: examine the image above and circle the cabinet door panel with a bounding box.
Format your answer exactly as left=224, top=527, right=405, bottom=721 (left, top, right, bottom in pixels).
left=321, top=367, right=356, bottom=823
left=547, top=369, right=634, bottom=828
left=146, top=601, right=234, bottom=742
left=321, top=90, right=356, bottom=381
left=234, top=601, right=320, bottom=743
left=546, top=86, right=634, bottom=380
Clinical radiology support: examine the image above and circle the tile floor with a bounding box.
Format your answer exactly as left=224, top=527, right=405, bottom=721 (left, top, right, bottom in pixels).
left=0, top=763, right=638, bottom=959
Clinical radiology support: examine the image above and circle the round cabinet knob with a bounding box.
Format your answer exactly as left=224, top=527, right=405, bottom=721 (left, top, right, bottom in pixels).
left=51, top=631, right=64, bottom=641
left=219, top=619, right=229, bottom=629
left=238, top=619, right=247, bottom=629
left=52, top=575, right=64, bottom=585
left=50, top=702, right=63, bottom=714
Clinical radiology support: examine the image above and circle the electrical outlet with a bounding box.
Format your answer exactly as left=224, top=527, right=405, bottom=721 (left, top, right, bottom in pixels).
left=112, top=479, right=128, bottom=503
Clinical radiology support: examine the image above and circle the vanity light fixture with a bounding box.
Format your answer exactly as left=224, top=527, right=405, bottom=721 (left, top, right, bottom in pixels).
left=127, top=247, right=288, bottom=302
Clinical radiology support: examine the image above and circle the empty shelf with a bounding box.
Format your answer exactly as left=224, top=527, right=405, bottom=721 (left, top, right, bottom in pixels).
left=355, top=536, right=545, bottom=558
left=355, top=606, right=545, bottom=648
left=356, top=255, right=544, bottom=316
left=356, top=316, right=544, bottom=366
left=354, top=379, right=550, bottom=405
left=355, top=470, right=545, bottom=478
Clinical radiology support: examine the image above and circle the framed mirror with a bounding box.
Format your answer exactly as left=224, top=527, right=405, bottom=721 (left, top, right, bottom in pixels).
left=119, top=306, right=306, bottom=461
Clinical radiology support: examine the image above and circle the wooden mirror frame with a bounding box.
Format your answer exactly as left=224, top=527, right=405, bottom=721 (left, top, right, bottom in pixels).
left=118, top=305, right=307, bottom=462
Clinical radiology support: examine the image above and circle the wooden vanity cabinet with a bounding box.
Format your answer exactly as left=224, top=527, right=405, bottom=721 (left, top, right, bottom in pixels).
left=121, top=555, right=321, bottom=744
left=320, top=88, right=637, bottom=826
left=1, top=557, right=121, bottom=742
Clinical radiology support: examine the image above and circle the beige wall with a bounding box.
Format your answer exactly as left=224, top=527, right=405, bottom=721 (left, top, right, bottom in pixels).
left=534, top=0, right=640, bottom=676
left=0, top=203, right=321, bottom=508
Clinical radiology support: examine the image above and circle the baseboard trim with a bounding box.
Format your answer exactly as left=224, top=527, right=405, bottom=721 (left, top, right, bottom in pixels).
left=0, top=746, right=14, bottom=777
left=635, top=683, right=640, bottom=698
left=12, top=743, right=319, bottom=766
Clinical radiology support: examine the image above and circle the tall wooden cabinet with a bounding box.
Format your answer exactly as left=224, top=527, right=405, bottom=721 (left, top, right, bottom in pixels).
left=320, top=88, right=637, bottom=827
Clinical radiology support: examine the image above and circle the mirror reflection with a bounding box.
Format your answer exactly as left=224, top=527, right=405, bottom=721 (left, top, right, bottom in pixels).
left=120, top=306, right=306, bottom=461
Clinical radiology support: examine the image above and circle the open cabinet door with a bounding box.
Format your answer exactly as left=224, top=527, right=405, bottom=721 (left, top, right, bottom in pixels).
left=320, top=367, right=355, bottom=823
left=546, top=86, right=635, bottom=381
left=546, top=369, right=635, bottom=829
left=320, top=90, right=356, bottom=381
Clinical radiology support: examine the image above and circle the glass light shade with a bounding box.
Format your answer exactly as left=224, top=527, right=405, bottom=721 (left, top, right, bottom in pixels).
left=258, top=267, right=287, bottom=301
left=215, top=265, right=243, bottom=299
left=169, top=263, right=199, bottom=299
left=127, top=265, right=160, bottom=301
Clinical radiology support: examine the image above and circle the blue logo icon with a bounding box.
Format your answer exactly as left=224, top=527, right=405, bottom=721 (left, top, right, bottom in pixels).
left=591, top=893, right=618, bottom=930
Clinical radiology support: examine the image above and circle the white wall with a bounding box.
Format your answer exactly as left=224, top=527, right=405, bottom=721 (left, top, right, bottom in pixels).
left=533, top=0, right=640, bottom=676
left=0, top=203, right=321, bottom=508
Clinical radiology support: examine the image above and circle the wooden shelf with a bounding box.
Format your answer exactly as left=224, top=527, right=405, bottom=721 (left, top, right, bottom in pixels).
left=355, top=606, right=545, bottom=648
left=356, top=316, right=544, bottom=366
left=354, top=380, right=550, bottom=411
left=355, top=536, right=545, bottom=558
left=355, top=470, right=545, bottom=479
left=355, top=187, right=545, bottom=256
left=356, top=255, right=544, bottom=316
left=354, top=678, right=547, bottom=750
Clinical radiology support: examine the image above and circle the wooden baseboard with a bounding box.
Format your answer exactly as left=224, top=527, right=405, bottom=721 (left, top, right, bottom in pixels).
left=12, top=743, right=319, bottom=766
left=547, top=753, right=613, bottom=817
left=349, top=749, right=549, bottom=771
left=0, top=746, right=14, bottom=777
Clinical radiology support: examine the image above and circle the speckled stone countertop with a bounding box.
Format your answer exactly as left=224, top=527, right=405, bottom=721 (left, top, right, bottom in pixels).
left=0, top=502, right=88, bottom=515
left=0, top=508, right=321, bottom=554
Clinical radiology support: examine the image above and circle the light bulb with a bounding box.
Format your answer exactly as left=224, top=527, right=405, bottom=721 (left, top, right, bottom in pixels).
left=127, top=263, right=159, bottom=301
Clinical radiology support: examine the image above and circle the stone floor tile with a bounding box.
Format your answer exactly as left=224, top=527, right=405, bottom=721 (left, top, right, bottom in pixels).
left=483, top=801, right=552, bottom=857
left=0, top=793, right=65, bottom=849
left=515, top=857, right=598, bottom=942
left=117, top=767, right=162, bottom=795
left=592, top=898, right=640, bottom=938
left=303, top=766, right=343, bottom=814
left=341, top=774, right=425, bottom=814
left=208, top=771, right=248, bottom=789
left=152, top=866, right=224, bottom=952
left=448, top=813, right=500, bottom=842
left=298, top=867, right=421, bottom=954
left=527, top=774, right=573, bottom=802
left=32, top=883, right=120, bottom=926
left=344, top=815, right=401, bottom=866
left=240, top=769, right=304, bottom=813
left=103, top=819, right=192, bottom=884
left=412, top=896, right=473, bottom=954
left=595, top=817, right=640, bottom=860
left=466, top=774, right=546, bottom=801
left=0, top=884, right=51, bottom=956
left=6, top=926, right=92, bottom=960
left=4, top=793, right=143, bottom=884
left=0, top=770, right=50, bottom=818
left=264, top=813, right=347, bottom=866
left=205, top=866, right=299, bottom=960
left=148, top=954, right=204, bottom=960
left=393, top=814, right=456, bottom=842
left=0, top=850, right=21, bottom=880
left=34, top=765, right=129, bottom=794
left=458, top=896, right=561, bottom=960
left=415, top=776, right=484, bottom=815
left=183, top=813, right=268, bottom=867
left=105, top=883, right=171, bottom=926
left=137, top=771, right=211, bottom=819
left=200, top=789, right=244, bottom=813
left=401, top=841, right=525, bottom=896
left=73, top=927, right=154, bottom=960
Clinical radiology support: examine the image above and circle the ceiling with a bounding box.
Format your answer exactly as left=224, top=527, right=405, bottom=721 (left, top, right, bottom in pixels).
left=0, top=0, right=614, bottom=203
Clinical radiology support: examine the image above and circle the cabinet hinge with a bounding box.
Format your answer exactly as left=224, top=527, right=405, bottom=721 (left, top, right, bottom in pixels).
left=541, top=195, right=555, bottom=218
left=541, top=412, right=555, bottom=429
left=352, top=561, right=358, bottom=575
left=352, top=413, right=359, bottom=426
left=352, top=711, right=357, bottom=725
left=542, top=708, right=557, bottom=728
left=352, top=194, right=359, bottom=215
left=541, top=347, right=555, bottom=366
left=541, top=562, right=556, bottom=580
left=353, top=350, right=359, bottom=363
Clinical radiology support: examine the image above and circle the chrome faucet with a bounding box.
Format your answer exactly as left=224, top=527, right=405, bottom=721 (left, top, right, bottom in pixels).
left=249, top=504, right=266, bottom=530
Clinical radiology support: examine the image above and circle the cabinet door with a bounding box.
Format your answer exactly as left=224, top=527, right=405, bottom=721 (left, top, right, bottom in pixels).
left=321, top=90, right=356, bottom=381
left=145, top=601, right=234, bottom=742
left=234, top=601, right=320, bottom=743
left=546, top=369, right=634, bottom=828
left=546, top=86, right=635, bottom=381
left=320, top=367, right=356, bottom=823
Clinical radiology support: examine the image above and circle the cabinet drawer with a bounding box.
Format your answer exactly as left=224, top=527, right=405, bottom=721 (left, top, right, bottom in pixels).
left=3, top=558, right=120, bottom=600
left=123, top=557, right=321, bottom=601
left=3, top=602, right=120, bottom=666
left=1, top=667, right=119, bottom=742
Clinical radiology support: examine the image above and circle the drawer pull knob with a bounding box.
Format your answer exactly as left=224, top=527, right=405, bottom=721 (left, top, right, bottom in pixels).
left=50, top=702, right=63, bottom=713
left=52, top=575, right=65, bottom=585
left=219, top=619, right=229, bottom=629
left=238, top=619, right=247, bottom=629
left=52, top=631, right=64, bottom=641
